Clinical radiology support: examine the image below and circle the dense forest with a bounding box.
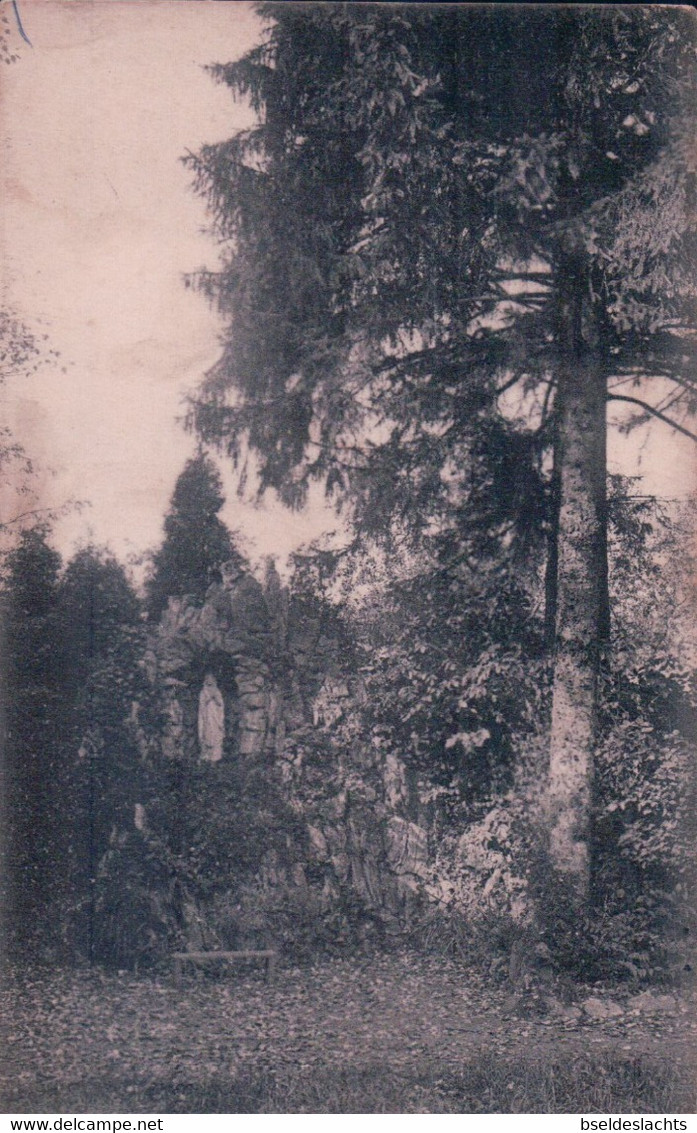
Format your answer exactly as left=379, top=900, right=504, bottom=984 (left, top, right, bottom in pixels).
left=2, top=3, right=697, bottom=1114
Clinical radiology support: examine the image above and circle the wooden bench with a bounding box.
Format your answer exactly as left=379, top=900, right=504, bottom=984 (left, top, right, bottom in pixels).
left=172, top=949, right=277, bottom=987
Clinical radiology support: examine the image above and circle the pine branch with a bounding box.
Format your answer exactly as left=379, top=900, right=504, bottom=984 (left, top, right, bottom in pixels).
left=607, top=394, right=697, bottom=444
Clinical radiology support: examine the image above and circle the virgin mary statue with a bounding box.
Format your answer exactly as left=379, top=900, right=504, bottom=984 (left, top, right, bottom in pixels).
left=198, top=673, right=224, bottom=762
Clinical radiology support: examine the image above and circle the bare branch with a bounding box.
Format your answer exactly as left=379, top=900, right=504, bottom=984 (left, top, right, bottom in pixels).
left=0, top=506, right=58, bottom=532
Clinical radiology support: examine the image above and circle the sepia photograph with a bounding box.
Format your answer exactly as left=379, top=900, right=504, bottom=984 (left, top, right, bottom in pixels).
left=1, top=0, right=696, bottom=1116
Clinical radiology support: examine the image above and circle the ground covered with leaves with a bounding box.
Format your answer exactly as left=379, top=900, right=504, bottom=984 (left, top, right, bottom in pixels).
left=2, top=954, right=695, bottom=1113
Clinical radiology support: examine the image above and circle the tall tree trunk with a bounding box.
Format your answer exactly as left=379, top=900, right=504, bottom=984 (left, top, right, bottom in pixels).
left=547, top=256, right=608, bottom=905
left=544, top=414, right=561, bottom=653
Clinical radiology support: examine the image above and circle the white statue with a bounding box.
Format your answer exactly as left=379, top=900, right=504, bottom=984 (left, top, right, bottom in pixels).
left=198, top=673, right=224, bottom=762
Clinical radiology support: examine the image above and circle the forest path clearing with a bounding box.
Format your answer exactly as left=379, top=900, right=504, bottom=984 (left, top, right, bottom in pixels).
left=2, top=954, right=695, bottom=1112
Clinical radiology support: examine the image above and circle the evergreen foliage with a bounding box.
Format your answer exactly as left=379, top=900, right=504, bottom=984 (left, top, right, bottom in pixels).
left=187, top=3, right=697, bottom=904
left=58, top=547, right=142, bottom=694
left=0, top=533, right=152, bottom=962
left=187, top=6, right=696, bottom=519
left=3, top=6, right=696, bottom=983
left=145, top=453, right=242, bottom=620
left=1, top=527, right=65, bottom=954
left=56, top=548, right=150, bottom=963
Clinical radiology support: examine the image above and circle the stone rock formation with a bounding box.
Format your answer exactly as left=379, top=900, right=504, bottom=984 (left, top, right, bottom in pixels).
left=385, top=816, right=429, bottom=890
left=140, top=561, right=432, bottom=946
left=150, top=567, right=274, bottom=763
left=312, top=674, right=351, bottom=727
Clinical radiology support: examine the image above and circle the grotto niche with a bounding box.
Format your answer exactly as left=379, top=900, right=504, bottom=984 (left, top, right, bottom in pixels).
left=149, top=562, right=276, bottom=766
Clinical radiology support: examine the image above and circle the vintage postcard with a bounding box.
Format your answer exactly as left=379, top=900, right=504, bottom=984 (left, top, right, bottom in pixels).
left=1, top=1, right=695, bottom=1117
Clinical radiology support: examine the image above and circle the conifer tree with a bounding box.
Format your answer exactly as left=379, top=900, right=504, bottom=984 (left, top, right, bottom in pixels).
left=145, top=452, right=242, bottom=620
left=188, top=5, right=697, bottom=904
left=1, top=526, right=64, bottom=953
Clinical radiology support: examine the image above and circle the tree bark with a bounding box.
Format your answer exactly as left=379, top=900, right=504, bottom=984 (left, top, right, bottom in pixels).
left=547, top=257, right=608, bottom=905
left=544, top=415, right=561, bottom=653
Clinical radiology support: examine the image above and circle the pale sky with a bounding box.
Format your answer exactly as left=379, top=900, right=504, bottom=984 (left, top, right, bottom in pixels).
left=0, top=0, right=338, bottom=574
left=0, top=1, right=694, bottom=578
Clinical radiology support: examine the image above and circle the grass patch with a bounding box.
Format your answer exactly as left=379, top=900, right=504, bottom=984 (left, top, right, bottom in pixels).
left=7, top=1051, right=694, bottom=1114
left=440, top=1050, right=696, bottom=1114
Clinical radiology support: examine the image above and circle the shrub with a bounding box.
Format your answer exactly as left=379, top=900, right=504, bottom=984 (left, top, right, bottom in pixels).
left=226, top=879, right=388, bottom=962
left=89, top=830, right=177, bottom=969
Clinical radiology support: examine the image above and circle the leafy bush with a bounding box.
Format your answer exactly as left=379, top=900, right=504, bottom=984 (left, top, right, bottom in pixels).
left=89, top=830, right=178, bottom=969
left=356, top=568, right=548, bottom=813
left=227, top=879, right=389, bottom=963
left=408, top=905, right=523, bottom=984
